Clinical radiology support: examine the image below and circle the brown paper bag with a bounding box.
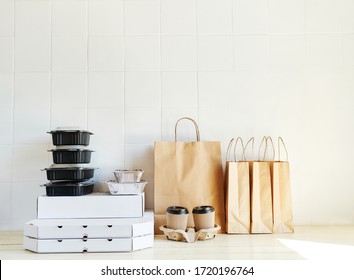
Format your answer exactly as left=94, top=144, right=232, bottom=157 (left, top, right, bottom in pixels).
left=225, top=137, right=251, bottom=233
left=154, top=117, right=224, bottom=234
left=272, top=137, right=294, bottom=233
left=250, top=136, right=273, bottom=233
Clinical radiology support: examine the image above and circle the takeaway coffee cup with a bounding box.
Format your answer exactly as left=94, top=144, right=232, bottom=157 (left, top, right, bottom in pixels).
left=166, top=206, right=189, bottom=230
left=192, top=206, right=215, bottom=231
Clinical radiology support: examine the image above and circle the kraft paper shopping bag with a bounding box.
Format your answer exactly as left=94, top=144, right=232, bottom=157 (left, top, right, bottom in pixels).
left=272, top=137, right=294, bottom=233
left=225, top=137, right=251, bottom=234
left=250, top=136, right=273, bottom=234
left=154, top=117, right=224, bottom=234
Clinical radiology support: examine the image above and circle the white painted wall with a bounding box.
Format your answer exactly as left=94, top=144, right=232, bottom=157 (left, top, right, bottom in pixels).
left=0, top=0, right=354, bottom=230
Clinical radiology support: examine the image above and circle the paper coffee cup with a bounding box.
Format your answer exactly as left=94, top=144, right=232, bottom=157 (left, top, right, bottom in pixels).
left=166, top=206, right=189, bottom=230
left=192, top=205, right=215, bottom=231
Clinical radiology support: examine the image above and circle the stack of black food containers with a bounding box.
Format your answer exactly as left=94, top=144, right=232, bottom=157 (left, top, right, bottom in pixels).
left=42, top=129, right=95, bottom=196
left=23, top=128, right=153, bottom=254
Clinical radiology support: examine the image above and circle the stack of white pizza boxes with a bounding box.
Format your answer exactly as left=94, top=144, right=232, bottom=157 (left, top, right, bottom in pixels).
left=23, top=130, right=153, bottom=253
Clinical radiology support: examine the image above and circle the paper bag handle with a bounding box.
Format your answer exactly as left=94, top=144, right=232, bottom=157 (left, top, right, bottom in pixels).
left=258, top=136, right=275, bottom=161
left=234, top=137, right=245, bottom=161
left=243, top=137, right=254, bottom=161
left=226, top=137, right=246, bottom=161
left=258, top=136, right=267, bottom=161
left=226, top=138, right=235, bottom=161
left=278, top=137, right=289, bottom=161
left=175, top=117, right=200, bottom=142
left=266, top=136, right=275, bottom=161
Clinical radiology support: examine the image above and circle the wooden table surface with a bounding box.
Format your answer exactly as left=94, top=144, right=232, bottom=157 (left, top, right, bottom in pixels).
left=1, top=226, right=354, bottom=260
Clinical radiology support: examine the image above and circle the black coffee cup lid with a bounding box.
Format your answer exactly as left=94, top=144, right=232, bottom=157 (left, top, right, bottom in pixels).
left=166, top=206, right=189, bottom=215
left=192, top=205, right=215, bottom=214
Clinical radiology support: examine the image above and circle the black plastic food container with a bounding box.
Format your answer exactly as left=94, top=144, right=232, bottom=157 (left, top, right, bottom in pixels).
left=48, top=130, right=93, bottom=146
left=44, top=167, right=95, bottom=181
left=49, top=149, right=94, bottom=164
left=42, top=181, right=94, bottom=196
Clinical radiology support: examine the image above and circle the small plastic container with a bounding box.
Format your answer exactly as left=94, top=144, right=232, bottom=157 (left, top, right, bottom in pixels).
left=49, top=149, right=93, bottom=164
left=48, top=130, right=93, bottom=146
left=106, top=180, right=147, bottom=195
left=113, top=169, right=144, bottom=183
left=41, top=181, right=94, bottom=196
left=43, top=167, right=95, bottom=181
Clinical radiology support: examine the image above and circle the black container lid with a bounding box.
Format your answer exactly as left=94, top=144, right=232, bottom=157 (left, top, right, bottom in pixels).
left=166, top=206, right=189, bottom=215
left=192, top=205, right=215, bottom=214
left=48, top=130, right=93, bottom=134
left=44, top=167, right=94, bottom=171
left=48, top=149, right=94, bottom=152
left=41, top=181, right=94, bottom=187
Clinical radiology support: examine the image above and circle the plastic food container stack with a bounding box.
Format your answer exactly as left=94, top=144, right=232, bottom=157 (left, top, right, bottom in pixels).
left=23, top=129, right=153, bottom=254
left=43, top=129, right=95, bottom=196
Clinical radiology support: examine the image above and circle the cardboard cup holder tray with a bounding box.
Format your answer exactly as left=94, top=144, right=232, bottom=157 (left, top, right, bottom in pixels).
left=159, top=224, right=221, bottom=243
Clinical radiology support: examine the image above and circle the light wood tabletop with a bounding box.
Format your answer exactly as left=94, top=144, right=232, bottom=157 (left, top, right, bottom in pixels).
left=1, top=226, right=354, bottom=260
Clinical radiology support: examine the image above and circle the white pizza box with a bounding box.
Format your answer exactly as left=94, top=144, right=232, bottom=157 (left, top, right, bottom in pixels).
left=25, top=211, right=153, bottom=239
left=23, top=234, right=153, bottom=253
left=37, top=192, right=144, bottom=219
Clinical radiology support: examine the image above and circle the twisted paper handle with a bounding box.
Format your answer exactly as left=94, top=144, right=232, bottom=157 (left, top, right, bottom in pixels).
left=174, top=117, right=200, bottom=142
left=226, top=137, right=245, bottom=161
left=278, top=137, right=289, bottom=162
